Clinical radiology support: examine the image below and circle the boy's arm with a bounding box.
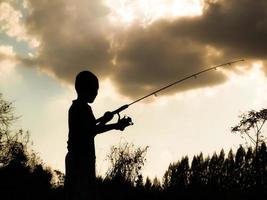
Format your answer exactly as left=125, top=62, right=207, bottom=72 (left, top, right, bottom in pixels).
left=96, top=111, right=114, bottom=125
left=94, top=117, right=133, bottom=135
left=94, top=123, right=119, bottom=135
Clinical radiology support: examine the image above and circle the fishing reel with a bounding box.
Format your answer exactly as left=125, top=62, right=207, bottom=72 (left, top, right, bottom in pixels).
left=102, top=104, right=133, bottom=131
left=97, top=108, right=133, bottom=131
left=116, top=112, right=134, bottom=131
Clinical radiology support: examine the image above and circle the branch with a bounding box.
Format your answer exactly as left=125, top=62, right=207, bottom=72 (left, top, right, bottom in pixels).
left=244, top=132, right=256, bottom=144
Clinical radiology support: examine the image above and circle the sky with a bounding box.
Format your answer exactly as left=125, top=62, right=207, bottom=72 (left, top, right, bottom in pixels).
left=1, top=0, right=267, bottom=180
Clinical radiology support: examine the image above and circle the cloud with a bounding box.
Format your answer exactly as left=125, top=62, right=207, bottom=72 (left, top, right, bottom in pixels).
left=111, top=0, right=267, bottom=98
left=166, top=0, right=267, bottom=60
left=16, top=0, right=267, bottom=99
left=0, top=1, right=37, bottom=47
left=0, top=2, right=23, bottom=38
left=111, top=22, right=227, bottom=98
left=23, top=0, right=113, bottom=83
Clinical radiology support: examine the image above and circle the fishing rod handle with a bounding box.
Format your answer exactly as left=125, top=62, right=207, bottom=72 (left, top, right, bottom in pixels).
left=95, top=104, right=129, bottom=124
left=111, top=104, right=129, bottom=115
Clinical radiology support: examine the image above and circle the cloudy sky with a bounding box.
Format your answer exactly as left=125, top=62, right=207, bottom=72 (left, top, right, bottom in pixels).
left=1, top=0, right=267, bottom=179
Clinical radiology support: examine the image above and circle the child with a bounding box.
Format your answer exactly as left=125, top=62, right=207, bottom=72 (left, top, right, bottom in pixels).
left=65, top=71, right=132, bottom=200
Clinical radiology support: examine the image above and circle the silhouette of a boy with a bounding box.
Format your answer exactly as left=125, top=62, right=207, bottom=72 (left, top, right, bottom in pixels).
left=65, top=71, right=132, bottom=200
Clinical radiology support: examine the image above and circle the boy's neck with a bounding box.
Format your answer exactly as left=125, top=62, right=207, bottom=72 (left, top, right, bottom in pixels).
left=76, top=96, right=88, bottom=103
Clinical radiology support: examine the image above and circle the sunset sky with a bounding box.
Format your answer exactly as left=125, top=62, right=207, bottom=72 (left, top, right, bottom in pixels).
left=1, top=0, right=267, bottom=180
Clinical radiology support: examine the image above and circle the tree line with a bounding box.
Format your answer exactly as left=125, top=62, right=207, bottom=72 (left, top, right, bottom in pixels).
left=1, top=93, right=267, bottom=200
left=162, top=144, right=267, bottom=199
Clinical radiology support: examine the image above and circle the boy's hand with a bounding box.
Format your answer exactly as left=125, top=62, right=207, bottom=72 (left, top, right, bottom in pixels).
left=116, top=116, right=133, bottom=131
left=101, top=111, right=114, bottom=124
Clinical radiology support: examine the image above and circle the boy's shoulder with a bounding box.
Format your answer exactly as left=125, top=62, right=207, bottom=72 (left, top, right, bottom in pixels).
left=69, top=99, right=92, bottom=113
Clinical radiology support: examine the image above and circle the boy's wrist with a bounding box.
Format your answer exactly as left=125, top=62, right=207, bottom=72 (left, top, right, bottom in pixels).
left=113, top=123, right=120, bottom=130
left=104, top=123, right=119, bottom=130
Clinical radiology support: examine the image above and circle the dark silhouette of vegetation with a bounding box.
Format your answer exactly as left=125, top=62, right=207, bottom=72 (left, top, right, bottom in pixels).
left=162, top=144, right=267, bottom=199
left=105, top=142, right=148, bottom=185
left=232, top=109, right=267, bottom=153
left=98, top=142, right=150, bottom=200
left=1, top=92, right=267, bottom=200
left=0, top=93, right=62, bottom=200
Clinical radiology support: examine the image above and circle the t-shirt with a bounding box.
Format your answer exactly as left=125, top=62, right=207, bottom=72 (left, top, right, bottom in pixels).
left=67, top=99, right=96, bottom=158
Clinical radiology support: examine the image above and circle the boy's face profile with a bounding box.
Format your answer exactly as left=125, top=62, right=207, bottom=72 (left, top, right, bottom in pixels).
left=75, top=71, right=99, bottom=103
left=83, top=85, right=98, bottom=103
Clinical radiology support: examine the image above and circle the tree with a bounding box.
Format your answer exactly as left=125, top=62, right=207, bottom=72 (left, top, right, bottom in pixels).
left=0, top=93, right=55, bottom=200
left=255, top=142, right=267, bottom=189
left=0, top=93, right=16, bottom=164
left=52, top=169, right=65, bottom=188
left=0, top=93, right=17, bottom=135
left=0, top=93, right=42, bottom=169
left=151, top=177, right=162, bottom=192
left=162, top=156, right=190, bottom=192
left=232, top=109, right=267, bottom=190
left=105, top=142, right=149, bottom=186
left=243, top=147, right=254, bottom=189
left=190, top=153, right=207, bottom=191
left=144, top=177, right=152, bottom=190
left=207, top=150, right=225, bottom=192
left=234, top=146, right=246, bottom=190
left=221, top=149, right=235, bottom=191
left=0, top=93, right=31, bottom=167
left=232, top=109, right=267, bottom=154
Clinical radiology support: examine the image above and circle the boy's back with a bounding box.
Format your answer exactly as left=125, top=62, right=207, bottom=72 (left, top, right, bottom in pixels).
left=65, top=98, right=97, bottom=200
left=67, top=99, right=96, bottom=158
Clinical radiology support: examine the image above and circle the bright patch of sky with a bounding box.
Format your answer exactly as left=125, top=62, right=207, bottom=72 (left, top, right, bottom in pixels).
left=105, top=0, right=203, bottom=26
left=0, top=32, right=34, bottom=56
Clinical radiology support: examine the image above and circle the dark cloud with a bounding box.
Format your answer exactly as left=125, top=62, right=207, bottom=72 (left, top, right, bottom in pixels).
left=111, top=0, right=267, bottom=98
left=24, top=0, right=113, bottom=83
left=112, top=23, right=226, bottom=98
left=20, top=0, right=267, bottom=99
left=167, top=0, right=267, bottom=59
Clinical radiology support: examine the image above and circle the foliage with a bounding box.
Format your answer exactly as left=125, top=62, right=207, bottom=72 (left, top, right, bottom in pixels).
left=163, top=156, right=190, bottom=191
left=162, top=144, right=267, bottom=199
left=105, top=142, right=149, bottom=185
left=232, top=109, right=267, bottom=152
left=0, top=93, right=56, bottom=200
left=0, top=93, right=17, bottom=133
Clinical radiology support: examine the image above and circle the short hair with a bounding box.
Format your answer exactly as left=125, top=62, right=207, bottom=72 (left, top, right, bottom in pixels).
left=75, top=71, right=99, bottom=93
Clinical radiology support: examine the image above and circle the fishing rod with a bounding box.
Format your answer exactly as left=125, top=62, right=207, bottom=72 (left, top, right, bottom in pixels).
left=96, top=59, right=244, bottom=124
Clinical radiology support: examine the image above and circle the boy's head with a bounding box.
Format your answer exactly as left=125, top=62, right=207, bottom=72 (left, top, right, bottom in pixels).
left=75, top=71, right=99, bottom=103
